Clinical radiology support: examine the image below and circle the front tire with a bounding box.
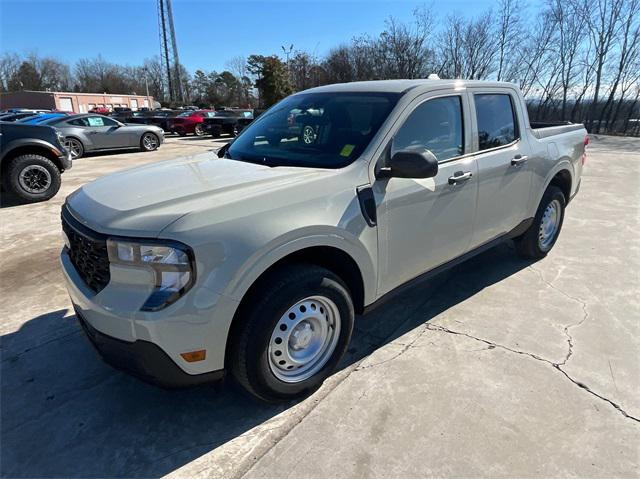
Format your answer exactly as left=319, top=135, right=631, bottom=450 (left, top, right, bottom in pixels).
left=515, top=185, right=566, bottom=259
left=230, top=264, right=354, bottom=402
left=3, top=154, right=61, bottom=203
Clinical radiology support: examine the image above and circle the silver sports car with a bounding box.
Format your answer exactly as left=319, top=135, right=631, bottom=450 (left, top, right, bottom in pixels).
left=42, top=114, right=164, bottom=159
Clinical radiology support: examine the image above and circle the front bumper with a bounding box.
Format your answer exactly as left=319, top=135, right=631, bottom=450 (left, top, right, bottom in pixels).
left=55, top=147, right=73, bottom=170
left=60, top=244, right=240, bottom=386
left=76, top=307, right=223, bottom=388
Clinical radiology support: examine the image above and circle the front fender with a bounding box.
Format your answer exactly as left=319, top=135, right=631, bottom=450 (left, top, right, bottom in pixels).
left=1, top=137, right=64, bottom=163
left=222, top=226, right=377, bottom=306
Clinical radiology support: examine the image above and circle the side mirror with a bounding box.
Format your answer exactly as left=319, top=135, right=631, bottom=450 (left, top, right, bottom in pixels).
left=378, top=148, right=439, bottom=179
left=217, top=141, right=232, bottom=158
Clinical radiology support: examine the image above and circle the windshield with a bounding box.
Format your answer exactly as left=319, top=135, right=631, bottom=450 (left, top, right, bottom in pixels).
left=227, top=92, right=400, bottom=168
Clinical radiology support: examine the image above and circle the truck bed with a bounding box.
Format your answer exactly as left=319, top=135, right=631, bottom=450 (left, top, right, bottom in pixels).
left=530, top=121, right=585, bottom=140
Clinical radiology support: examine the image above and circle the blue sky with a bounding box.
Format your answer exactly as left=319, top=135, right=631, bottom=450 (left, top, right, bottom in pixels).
left=1, top=0, right=507, bottom=73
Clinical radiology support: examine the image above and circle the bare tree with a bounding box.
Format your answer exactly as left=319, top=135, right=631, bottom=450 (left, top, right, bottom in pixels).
left=574, top=0, right=626, bottom=131
left=548, top=0, right=585, bottom=119
left=0, top=53, right=21, bottom=91
left=495, top=0, right=522, bottom=81
left=437, top=12, right=497, bottom=79
left=598, top=0, right=640, bottom=129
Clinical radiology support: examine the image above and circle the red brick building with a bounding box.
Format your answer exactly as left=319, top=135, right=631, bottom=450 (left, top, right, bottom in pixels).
left=0, top=90, right=155, bottom=113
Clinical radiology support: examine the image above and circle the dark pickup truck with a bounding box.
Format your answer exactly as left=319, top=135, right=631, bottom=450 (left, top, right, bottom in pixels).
left=111, top=110, right=180, bottom=132
left=1, top=122, right=72, bottom=202
left=202, top=110, right=254, bottom=137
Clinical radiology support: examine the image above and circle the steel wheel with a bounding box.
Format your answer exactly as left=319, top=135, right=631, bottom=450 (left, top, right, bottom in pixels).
left=64, top=138, right=83, bottom=159
left=268, top=295, right=341, bottom=383
left=538, top=199, right=561, bottom=251
left=18, top=165, right=52, bottom=194
left=302, top=125, right=316, bottom=144
left=142, top=133, right=159, bottom=150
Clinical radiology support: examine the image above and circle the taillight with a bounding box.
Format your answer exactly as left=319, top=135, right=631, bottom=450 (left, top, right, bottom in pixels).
left=582, top=135, right=589, bottom=165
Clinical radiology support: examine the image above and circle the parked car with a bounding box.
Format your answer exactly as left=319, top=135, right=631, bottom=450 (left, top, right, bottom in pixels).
left=88, top=106, right=110, bottom=115
left=0, top=121, right=72, bottom=202
left=201, top=110, right=254, bottom=137
left=17, top=112, right=69, bottom=124
left=166, top=109, right=216, bottom=136
left=41, top=114, right=164, bottom=159
left=112, top=109, right=180, bottom=132
left=0, top=112, right=41, bottom=122
left=59, top=80, right=587, bottom=401
left=1, top=108, right=50, bottom=114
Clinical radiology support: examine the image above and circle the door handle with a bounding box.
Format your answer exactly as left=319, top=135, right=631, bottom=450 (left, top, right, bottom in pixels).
left=511, top=154, right=528, bottom=166
left=448, top=171, right=473, bottom=185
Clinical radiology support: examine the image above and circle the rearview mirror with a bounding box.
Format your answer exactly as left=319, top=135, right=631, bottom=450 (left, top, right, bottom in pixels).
left=378, top=148, right=439, bottom=179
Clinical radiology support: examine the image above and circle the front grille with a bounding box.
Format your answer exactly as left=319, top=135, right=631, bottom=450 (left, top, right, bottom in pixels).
left=61, top=206, right=111, bottom=294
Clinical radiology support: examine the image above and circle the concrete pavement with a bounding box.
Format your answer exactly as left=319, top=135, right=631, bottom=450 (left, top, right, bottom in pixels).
left=1, top=135, right=638, bottom=478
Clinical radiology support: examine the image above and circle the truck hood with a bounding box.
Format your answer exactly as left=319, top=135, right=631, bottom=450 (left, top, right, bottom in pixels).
left=66, top=152, right=329, bottom=236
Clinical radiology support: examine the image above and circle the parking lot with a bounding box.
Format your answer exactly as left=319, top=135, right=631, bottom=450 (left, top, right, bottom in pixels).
left=1, top=135, right=638, bottom=478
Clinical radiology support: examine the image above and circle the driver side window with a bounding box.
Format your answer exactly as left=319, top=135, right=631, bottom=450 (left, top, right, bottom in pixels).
left=392, top=96, right=464, bottom=162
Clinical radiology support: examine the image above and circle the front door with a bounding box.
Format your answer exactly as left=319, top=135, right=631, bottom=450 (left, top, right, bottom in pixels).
left=374, top=91, right=478, bottom=296
left=86, top=116, right=133, bottom=148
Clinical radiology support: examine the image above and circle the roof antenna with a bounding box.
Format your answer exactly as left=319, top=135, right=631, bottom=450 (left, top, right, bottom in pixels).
left=427, top=74, right=440, bottom=80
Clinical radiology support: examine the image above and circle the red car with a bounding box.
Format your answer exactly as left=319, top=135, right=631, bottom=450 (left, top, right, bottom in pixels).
left=88, top=106, right=110, bottom=115
left=168, top=110, right=216, bottom=136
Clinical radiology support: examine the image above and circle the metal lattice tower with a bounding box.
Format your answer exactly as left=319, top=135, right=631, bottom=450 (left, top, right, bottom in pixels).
left=157, top=0, right=183, bottom=103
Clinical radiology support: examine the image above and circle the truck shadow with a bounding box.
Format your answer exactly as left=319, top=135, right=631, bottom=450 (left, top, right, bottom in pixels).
left=1, top=243, right=532, bottom=478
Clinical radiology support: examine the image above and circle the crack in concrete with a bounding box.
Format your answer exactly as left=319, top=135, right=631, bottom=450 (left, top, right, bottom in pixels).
left=354, top=322, right=432, bottom=371
left=425, top=324, right=640, bottom=424
left=528, top=265, right=590, bottom=366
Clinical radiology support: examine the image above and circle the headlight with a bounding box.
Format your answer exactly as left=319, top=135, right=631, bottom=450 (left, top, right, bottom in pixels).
left=107, top=239, right=195, bottom=311
left=55, top=129, right=65, bottom=145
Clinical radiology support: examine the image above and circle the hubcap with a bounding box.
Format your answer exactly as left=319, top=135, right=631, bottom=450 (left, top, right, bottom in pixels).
left=268, top=296, right=341, bottom=383
left=64, top=139, right=82, bottom=158
left=18, top=165, right=51, bottom=194
left=302, top=125, right=315, bottom=144
left=143, top=134, right=158, bottom=150
left=538, top=199, right=561, bottom=250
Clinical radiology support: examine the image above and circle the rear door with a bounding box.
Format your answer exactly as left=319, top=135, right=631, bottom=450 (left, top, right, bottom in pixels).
left=467, top=88, right=532, bottom=247
left=374, top=89, right=478, bottom=296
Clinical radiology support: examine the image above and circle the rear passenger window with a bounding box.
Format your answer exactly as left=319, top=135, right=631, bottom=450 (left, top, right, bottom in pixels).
left=393, top=96, right=464, bottom=161
left=475, top=94, right=518, bottom=150
left=68, top=118, right=89, bottom=126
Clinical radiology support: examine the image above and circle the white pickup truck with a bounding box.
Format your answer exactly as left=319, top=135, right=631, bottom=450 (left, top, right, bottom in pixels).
left=60, top=80, right=587, bottom=401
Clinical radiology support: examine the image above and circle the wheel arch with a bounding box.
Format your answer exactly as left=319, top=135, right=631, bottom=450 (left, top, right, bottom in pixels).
left=223, top=243, right=370, bottom=367
left=64, top=135, right=85, bottom=151
left=1, top=144, right=64, bottom=175
left=548, top=168, right=572, bottom=203
left=531, top=162, right=574, bottom=214
left=140, top=130, right=160, bottom=147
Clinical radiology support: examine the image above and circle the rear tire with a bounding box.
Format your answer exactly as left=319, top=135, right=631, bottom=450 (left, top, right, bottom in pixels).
left=64, top=137, right=84, bottom=159
left=515, top=185, right=566, bottom=259
left=3, top=154, right=61, bottom=203
left=230, top=264, right=354, bottom=402
left=140, top=132, right=160, bottom=151
left=194, top=124, right=205, bottom=136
